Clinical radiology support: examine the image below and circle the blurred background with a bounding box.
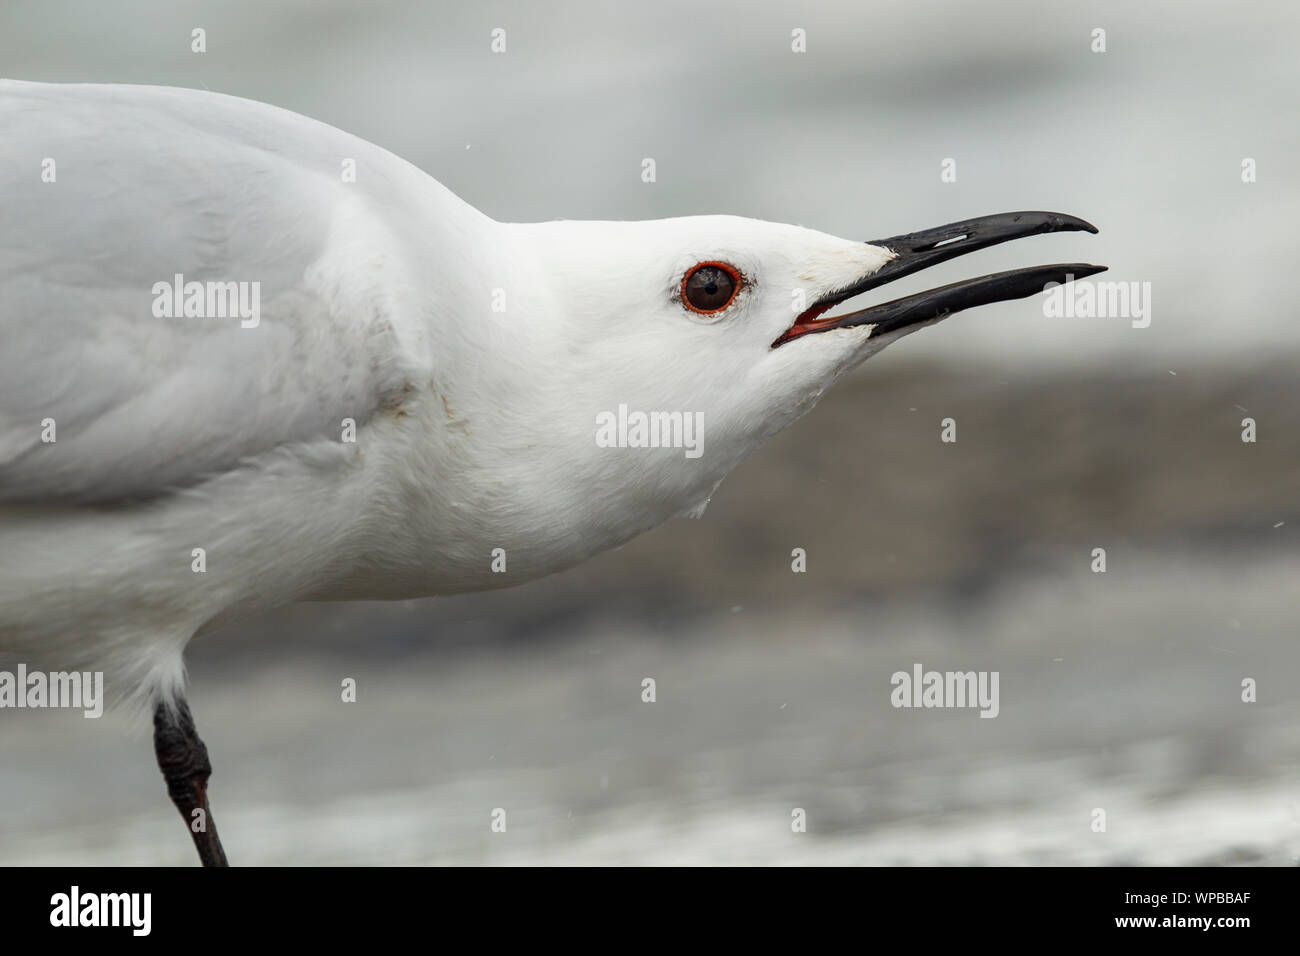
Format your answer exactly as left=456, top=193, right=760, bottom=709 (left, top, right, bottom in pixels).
left=1, top=0, right=1297, bottom=864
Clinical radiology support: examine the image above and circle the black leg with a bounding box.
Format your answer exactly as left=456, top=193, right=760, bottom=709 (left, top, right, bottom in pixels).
left=153, top=697, right=229, bottom=867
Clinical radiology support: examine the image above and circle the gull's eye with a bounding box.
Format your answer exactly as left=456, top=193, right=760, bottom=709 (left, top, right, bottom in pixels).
left=681, top=261, right=741, bottom=314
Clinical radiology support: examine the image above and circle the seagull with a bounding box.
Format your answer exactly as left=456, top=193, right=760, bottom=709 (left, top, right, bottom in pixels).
left=0, top=80, right=1105, bottom=866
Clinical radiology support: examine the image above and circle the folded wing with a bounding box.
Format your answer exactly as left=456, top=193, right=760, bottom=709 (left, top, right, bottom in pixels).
left=0, top=81, right=416, bottom=503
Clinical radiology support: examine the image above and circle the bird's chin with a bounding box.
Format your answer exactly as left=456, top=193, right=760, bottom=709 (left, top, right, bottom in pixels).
left=755, top=323, right=881, bottom=429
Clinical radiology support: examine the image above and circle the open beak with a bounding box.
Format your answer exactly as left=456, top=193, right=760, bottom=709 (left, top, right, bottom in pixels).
left=773, top=211, right=1106, bottom=347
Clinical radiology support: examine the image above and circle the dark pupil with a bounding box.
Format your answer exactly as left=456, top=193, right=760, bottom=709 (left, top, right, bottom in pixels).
left=686, top=267, right=734, bottom=310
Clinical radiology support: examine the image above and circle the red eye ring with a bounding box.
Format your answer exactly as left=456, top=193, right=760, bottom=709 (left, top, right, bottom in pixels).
left=681, top=261, right=742, bottom=315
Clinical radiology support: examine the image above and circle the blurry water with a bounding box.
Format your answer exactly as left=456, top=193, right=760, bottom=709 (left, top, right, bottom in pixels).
left=1, top=1, right=1296, bottom=865
left=3, top=545, right=1297, bottom=865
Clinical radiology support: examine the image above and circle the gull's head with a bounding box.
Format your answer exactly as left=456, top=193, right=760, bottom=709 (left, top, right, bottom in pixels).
left=484, top=212, right=1102, bottom=546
